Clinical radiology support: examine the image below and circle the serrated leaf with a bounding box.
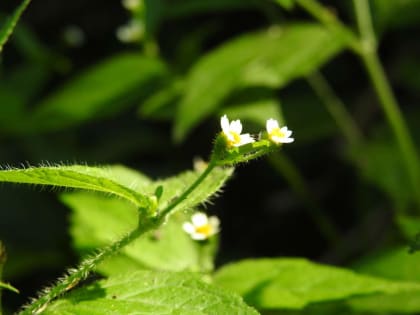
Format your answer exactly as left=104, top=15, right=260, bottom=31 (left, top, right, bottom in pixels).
left=66, top=166, right=232, bottom=273
left=0, top=165, right=152, bottom=208
left=174, top=23, right=351, bottom=141
left=30, top=53, right=167, bottom=132
left=213, top=258, right=420, bottom=310
left=43, top=270, right=259, bottom=315
left=0, top=0, right=32, bottom=53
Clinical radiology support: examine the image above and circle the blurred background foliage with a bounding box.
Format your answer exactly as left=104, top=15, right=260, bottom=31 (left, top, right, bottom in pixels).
left=1, top=0, right=420, bottom=313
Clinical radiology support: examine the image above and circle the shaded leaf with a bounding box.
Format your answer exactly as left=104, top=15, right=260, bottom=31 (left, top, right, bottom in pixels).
left=174, top=23, right=351, bottom=141
left=30, top=53, right=167, bottom=132
left=214, top=258, right=420, bottom=310
left=220, top=98, right=284, bottom=128
left=43, top=270, right=259, bottom=315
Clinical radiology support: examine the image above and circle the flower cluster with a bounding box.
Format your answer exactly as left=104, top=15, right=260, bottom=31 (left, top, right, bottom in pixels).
left=220, top=114, right=294, bottom=147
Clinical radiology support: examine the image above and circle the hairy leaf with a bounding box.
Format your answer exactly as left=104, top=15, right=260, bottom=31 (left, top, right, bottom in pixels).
left=66, top=166, right=232, bottom=272
left=0, top=0, right=32, bottom=52
left=43, top=270, right=259, bottom=315
left=174, top=23, right=351, bottom=141
left=0, top=165, right=152, bottom=208
left=214, top=258, right=420, bottom=310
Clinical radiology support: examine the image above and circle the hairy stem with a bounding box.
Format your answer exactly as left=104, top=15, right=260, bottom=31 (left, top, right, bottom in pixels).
left=159, top=162, right=216, bottom=218
left=18, top=219, right=158, bottom=315
left=307, top=72, right=363, bottom=148
left=20, top=161, right=219, bottom=314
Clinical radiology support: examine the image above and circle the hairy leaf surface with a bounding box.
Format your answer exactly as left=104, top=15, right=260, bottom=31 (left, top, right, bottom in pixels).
left=43, top=270, right=259, bottom=315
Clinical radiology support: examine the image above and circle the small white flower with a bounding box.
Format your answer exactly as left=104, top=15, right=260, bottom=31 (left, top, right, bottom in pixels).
left=122, top=0, right=142, bottom=11
left=220, top=115, right=254, bottom=148
left=183, top=212, right=220, bottom=241
left=116, top=20, right=144, bottom=43
left=266, top=118, right=294, bottom=144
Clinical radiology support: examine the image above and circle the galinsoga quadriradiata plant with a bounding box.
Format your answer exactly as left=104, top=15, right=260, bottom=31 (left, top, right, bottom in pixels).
left=0, top=116, right=293, bottom=315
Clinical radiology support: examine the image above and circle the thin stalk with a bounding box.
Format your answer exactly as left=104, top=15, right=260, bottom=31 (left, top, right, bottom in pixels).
left=307, top=72, right=363, bottom=148
left=295, top=0, right=420, bottom=211
left=267, top=153, right=339, bottom=244
left=159, top=162, right=216, bottom=218
left=353, top=0, right=420, bottom=209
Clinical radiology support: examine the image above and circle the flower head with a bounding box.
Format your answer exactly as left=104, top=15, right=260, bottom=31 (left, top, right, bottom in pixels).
left=183, top=212, right=220, bottom=241
left=266, top=118, right=294, bottom=144
left=220, top=115, right=254, bottom=148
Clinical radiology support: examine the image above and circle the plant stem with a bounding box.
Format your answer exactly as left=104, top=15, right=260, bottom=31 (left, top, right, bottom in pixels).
left=307, top=72, right=363, bottom=148
left=267, top=153, right=339, bottom=244
left=352, top=0, right=420, bottom=209
left=296, top=0, right=420, bottom=210
left=18, top=221, right=156, bottom=315
left=159, top=162, right=216, bottom=218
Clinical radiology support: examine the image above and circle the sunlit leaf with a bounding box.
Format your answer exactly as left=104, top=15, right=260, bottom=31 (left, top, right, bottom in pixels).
left=43, top=270, right=259, bottom=315
left=214, top=258, right=420, bottom=310
left=66, top=166, right=232, bottom=273
left=350, top=246, right=420, bottom=313
left=0, top=165, right=152, bottom=208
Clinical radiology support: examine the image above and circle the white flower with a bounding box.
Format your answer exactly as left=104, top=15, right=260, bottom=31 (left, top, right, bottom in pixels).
left=183, top=212, right=220, bottom=241
left=266, top=118, right=294, bottom=144
left=220, top=115, right=254, bottom=148
left=116, top=20, right=144, bottom=43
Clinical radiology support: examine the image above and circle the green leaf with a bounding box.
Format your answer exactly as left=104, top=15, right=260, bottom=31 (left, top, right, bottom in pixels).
left=0, top=0, right=32, bottom=53
left=0, top=165, right=152, bottom=208
left=213, top=258, right=420, bottom=310
left=30, top=53, right=167, bottom=132
left=273, top=0, right=295, bottom=10
left=65, top=192, right=206, bottom=272
left=66, top=166, right=232, bottom=273
left=153, top=166, right=234, bottom=212
left=220, top=98, right=284, bottom=128
left=43, top=270, right=259, bottom=315
left=174, top=23, right=351, bottom=141
left=349, top=247, right=420, bottom=313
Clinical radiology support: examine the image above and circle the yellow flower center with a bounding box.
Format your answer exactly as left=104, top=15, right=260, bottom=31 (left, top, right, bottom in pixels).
left=269, top=128, right=285, bottom=140
left=227, top=131, right=241, bottom=146
left=195, top=224, right=212, bottom=236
